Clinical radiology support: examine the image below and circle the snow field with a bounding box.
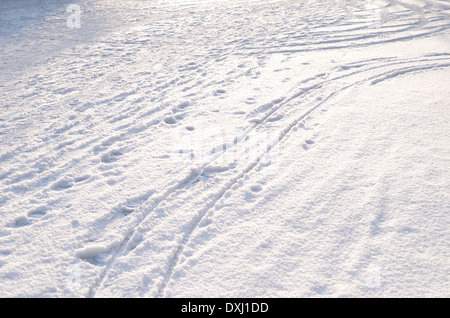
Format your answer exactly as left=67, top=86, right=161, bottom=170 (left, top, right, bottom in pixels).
left=0, top=0, right=449, bottom=297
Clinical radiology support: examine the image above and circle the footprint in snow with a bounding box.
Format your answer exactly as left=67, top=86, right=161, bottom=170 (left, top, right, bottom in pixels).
left=245, top=98, right=257, bottom=105
left=214, top=89, right=226, bottom=96
left=77, top=245, right=110, bottom=266
left=250, top=185, right=263, bottom=193
left=27, top=206, right=47, bottom=219
left=50, top=175, right=90, bottom=191
left=100, top=149, right=124, bottom=163
left=51, top=178, right=74, bottom=191
left=268, top=114, right=284, bottom=122
left=7, top=216, right=31, bottom=228
left=0, top=250, right=12, bottom=256
left=74, top=175, right=91, bottom=183
left=302, top=139, right=315, bottom=151
left=244, top=184, right=264, bottom=202
left=177, top=101, right=192, bottom=110
left=164, top=117, right=177, bottom=125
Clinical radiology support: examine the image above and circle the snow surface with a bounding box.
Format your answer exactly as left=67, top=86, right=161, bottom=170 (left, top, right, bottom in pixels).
left=0, top=0, right=449, bottom=297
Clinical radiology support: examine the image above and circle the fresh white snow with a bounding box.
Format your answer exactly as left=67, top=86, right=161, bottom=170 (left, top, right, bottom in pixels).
left=0, top=0, right=449, bottom=298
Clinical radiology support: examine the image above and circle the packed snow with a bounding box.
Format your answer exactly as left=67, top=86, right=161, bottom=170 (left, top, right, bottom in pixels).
left=0, top=0, right=449, bottom=297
